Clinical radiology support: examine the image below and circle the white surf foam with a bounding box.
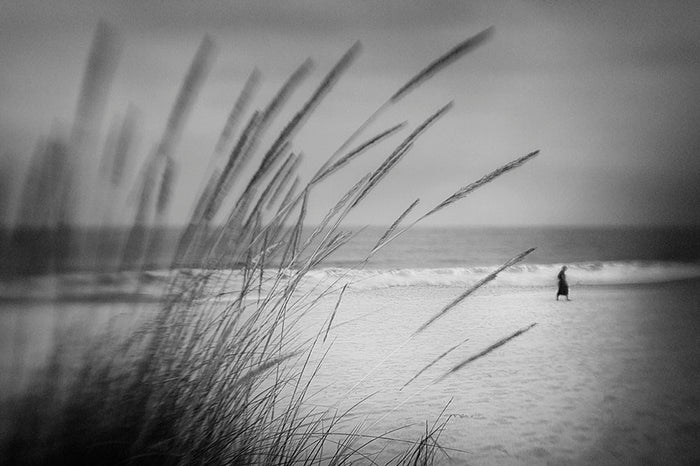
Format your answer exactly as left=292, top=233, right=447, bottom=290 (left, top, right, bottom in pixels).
left=2, top=261, right=698, bottom=301
left=301, top=261, right=700, bottom=290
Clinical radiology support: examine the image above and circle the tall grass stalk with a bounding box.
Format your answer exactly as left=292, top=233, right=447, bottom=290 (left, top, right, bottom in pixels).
left=401, top=337, right=470, bottom=390
left=371, top=151, right=541, bottom=257
left=1, top=22, right=541, bottom=465
left=317, top=27, right=493, bottom=174
left=437, top=323, right=538, bottom=382
left=414, top=248, right=536, bottom=335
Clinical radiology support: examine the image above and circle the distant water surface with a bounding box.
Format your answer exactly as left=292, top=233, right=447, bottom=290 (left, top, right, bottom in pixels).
left=3, top=225, right=699, bottom=275
left=326, top=225, right=700, bottom=268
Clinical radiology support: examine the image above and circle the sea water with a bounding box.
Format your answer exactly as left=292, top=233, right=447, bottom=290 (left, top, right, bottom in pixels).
left=2, top=226, right=699, bottom=464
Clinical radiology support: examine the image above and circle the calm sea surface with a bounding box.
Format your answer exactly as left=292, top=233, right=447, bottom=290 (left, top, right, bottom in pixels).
left=324, top=225, right=700, bottom=268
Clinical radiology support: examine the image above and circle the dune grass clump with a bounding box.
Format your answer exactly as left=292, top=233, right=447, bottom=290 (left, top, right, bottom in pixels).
left=0, top=22, right=539, bottom=465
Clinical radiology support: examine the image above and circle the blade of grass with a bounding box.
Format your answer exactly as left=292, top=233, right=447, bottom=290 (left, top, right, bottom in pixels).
left=414, top=248, right=535, bottom=335
left=212, top=68, right=261, bottom=160
left=323, top=285, right=347, bottom=343
left=350, top=103, right=452, bottom=210
left=400, top=337, right=470, bottom=390
left=389, top=27, right=493, bottom=104
left=421, top=150, right=540, bottom=220
left=256, top=41, right=362, bottom=181
left=311, top=122, right=406, bottom=185
left=317, top=27, right=493, bottom=173
left=154, top=35, right=216, bottom=217
left=437, top=323, right=537, bottom=382
left=372, top=150, right=541, bottom=257
left=266, top=154, right=303, bottom=210
left=370, top=198, right=419, bottom=256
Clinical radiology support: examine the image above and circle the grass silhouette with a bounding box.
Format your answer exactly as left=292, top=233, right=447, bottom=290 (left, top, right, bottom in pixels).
left=0, top=22, right=539, bottom=465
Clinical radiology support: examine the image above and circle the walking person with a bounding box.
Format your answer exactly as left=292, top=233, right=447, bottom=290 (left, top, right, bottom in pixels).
left=556, top=265, right=570, bottom=301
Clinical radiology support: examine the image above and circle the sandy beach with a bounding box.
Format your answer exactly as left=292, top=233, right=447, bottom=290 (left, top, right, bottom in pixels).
left=289, top=280, right=700, bottom=464
left=2, top=273, right=699, bottom=464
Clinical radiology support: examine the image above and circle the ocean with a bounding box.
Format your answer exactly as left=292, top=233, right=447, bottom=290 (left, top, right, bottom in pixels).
left=327, top=225, right=700, bottom=268
left=2, top=225, right=699, bottom=464
left=3, top=225, right=700, bottom=299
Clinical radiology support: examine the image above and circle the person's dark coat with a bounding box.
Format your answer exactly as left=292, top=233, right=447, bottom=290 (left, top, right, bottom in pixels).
left=557, top=269, right=568, bottom=297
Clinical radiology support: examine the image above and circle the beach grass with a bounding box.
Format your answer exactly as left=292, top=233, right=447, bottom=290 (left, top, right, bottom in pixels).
left=0, top=22, right=539, bottom=465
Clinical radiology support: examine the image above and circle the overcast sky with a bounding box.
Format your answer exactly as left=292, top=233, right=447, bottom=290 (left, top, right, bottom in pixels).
left=1, top=0, right=699, bottom=226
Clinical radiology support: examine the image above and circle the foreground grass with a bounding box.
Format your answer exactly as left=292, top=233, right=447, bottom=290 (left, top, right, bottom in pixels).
left=0, top=22, right=538, bottom=465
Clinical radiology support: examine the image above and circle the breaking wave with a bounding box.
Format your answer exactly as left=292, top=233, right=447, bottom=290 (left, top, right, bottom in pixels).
left=302, top=261, right=700, bottom=290
left=2, top=261, right=698, bottom=301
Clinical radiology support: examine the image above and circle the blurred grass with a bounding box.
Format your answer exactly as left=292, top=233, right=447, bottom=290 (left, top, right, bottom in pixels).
left=0, top=22, right=538, bottom=465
